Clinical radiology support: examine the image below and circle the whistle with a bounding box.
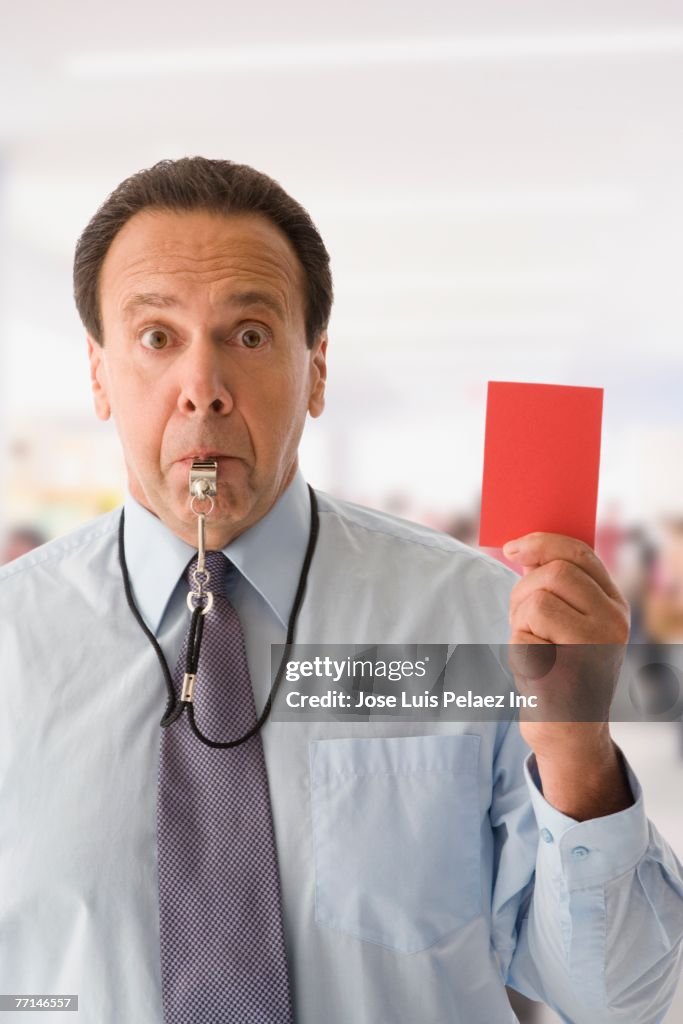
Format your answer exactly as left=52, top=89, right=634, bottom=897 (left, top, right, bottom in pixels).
left=189, top=459, right=218, bottom=499
left=187, top=458, right=218, bottom=591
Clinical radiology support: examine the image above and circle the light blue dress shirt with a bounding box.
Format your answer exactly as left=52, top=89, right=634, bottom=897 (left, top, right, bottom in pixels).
left=2, top=468, right=683, bottom=1024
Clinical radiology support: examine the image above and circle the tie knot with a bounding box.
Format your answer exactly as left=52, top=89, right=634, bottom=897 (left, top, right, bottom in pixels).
left=185, top=549, right=230, bottom=592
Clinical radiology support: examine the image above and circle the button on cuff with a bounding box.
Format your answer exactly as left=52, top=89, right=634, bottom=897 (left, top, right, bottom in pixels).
left=524, top=749, right=650, bottom=887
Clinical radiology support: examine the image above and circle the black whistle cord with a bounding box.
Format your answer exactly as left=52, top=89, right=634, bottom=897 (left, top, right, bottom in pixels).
left=117, top=484, right=320, bottom=749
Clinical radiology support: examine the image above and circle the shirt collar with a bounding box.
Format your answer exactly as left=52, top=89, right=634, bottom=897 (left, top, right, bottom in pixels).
left=121, top=468, right=311, bottom=634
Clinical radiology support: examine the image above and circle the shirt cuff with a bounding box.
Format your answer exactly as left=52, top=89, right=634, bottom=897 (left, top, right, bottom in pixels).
left=523, top=748, right=650, bottom=887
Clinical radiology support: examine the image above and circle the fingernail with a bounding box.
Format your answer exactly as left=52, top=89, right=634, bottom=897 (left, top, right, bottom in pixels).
left=503, top=542, right=520, bottom=556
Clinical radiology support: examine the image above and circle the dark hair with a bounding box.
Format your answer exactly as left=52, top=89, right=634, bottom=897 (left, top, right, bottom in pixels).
left=73, top=156, right=333, bottom=349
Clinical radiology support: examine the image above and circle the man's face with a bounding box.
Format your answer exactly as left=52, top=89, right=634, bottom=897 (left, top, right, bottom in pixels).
left=88, top=208, right=327, bottom=548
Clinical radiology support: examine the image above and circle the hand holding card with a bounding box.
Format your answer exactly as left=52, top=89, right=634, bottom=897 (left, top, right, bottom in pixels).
left=477, top=381, right=631, bottom=818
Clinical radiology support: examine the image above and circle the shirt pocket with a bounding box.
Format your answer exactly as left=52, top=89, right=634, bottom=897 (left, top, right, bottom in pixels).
left=309, top=733, right=482, bottom=954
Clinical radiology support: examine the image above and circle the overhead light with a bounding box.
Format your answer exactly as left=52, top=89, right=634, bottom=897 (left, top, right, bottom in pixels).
left=336, top=268, right=599, bottom=293
left=64, top=30, right=683, bottom=79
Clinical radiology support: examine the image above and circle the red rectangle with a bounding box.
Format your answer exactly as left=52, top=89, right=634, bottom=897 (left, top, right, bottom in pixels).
left=478, top=381, right=603, bottom=549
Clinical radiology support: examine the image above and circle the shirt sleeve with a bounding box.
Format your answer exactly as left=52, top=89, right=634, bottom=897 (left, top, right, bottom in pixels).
left=492, top=723, right=683, bottom=1022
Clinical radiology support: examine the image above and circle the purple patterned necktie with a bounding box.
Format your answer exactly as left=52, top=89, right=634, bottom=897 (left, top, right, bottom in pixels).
left=156, top=550, right=293, bottom=1023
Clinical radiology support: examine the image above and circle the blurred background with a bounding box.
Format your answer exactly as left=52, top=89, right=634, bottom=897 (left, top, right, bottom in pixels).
left=1, top=1, right=682, bottom=1019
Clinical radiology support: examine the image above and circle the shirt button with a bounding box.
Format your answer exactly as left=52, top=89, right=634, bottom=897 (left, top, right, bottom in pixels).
left=571, top=845, right=590, bottom=859
left=539, top=828, right=554, bottom=844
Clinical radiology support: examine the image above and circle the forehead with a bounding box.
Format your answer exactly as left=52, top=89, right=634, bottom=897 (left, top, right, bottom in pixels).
left=99, top=208, right=306, bottom=325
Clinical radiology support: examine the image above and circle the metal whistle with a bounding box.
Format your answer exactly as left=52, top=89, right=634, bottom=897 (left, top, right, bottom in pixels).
left=189, top=459, right=218, bottom=502
left=186, top=458, right=218, bottom=620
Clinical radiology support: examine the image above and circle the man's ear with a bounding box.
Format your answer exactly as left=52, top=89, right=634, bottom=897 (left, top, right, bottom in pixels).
left=308, top=331, right=328, bottom=419
left=86, top=335, right=111, bottom=421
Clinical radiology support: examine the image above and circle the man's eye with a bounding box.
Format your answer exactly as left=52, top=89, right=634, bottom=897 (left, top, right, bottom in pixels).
left=141, top=328, right=169, bottom=350
left=239, top=326, right=267, bottom=349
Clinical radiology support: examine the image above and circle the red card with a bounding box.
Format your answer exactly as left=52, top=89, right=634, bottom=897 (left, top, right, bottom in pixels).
left=478, top=381, right=603, bottom=549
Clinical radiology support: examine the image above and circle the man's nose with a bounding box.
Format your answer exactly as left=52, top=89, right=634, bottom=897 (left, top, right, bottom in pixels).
left=176, top=336, right=234, bottom=416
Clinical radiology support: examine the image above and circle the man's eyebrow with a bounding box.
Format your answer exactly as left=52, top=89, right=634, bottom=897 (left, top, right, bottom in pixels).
left=121, top=292, right=178, bottom=317
left=220, top=290, right=287, bottom=321
left=120, top=289, right=287, bottom=321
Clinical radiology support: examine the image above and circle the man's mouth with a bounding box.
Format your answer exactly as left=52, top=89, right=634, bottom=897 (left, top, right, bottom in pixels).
left=175, top=451, right=234, bottom=463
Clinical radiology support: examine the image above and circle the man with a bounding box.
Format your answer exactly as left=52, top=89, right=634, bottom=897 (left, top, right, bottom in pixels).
left=0, top=525, right=47, bottom=565
left=1, top=157, right=682, bottom=1024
